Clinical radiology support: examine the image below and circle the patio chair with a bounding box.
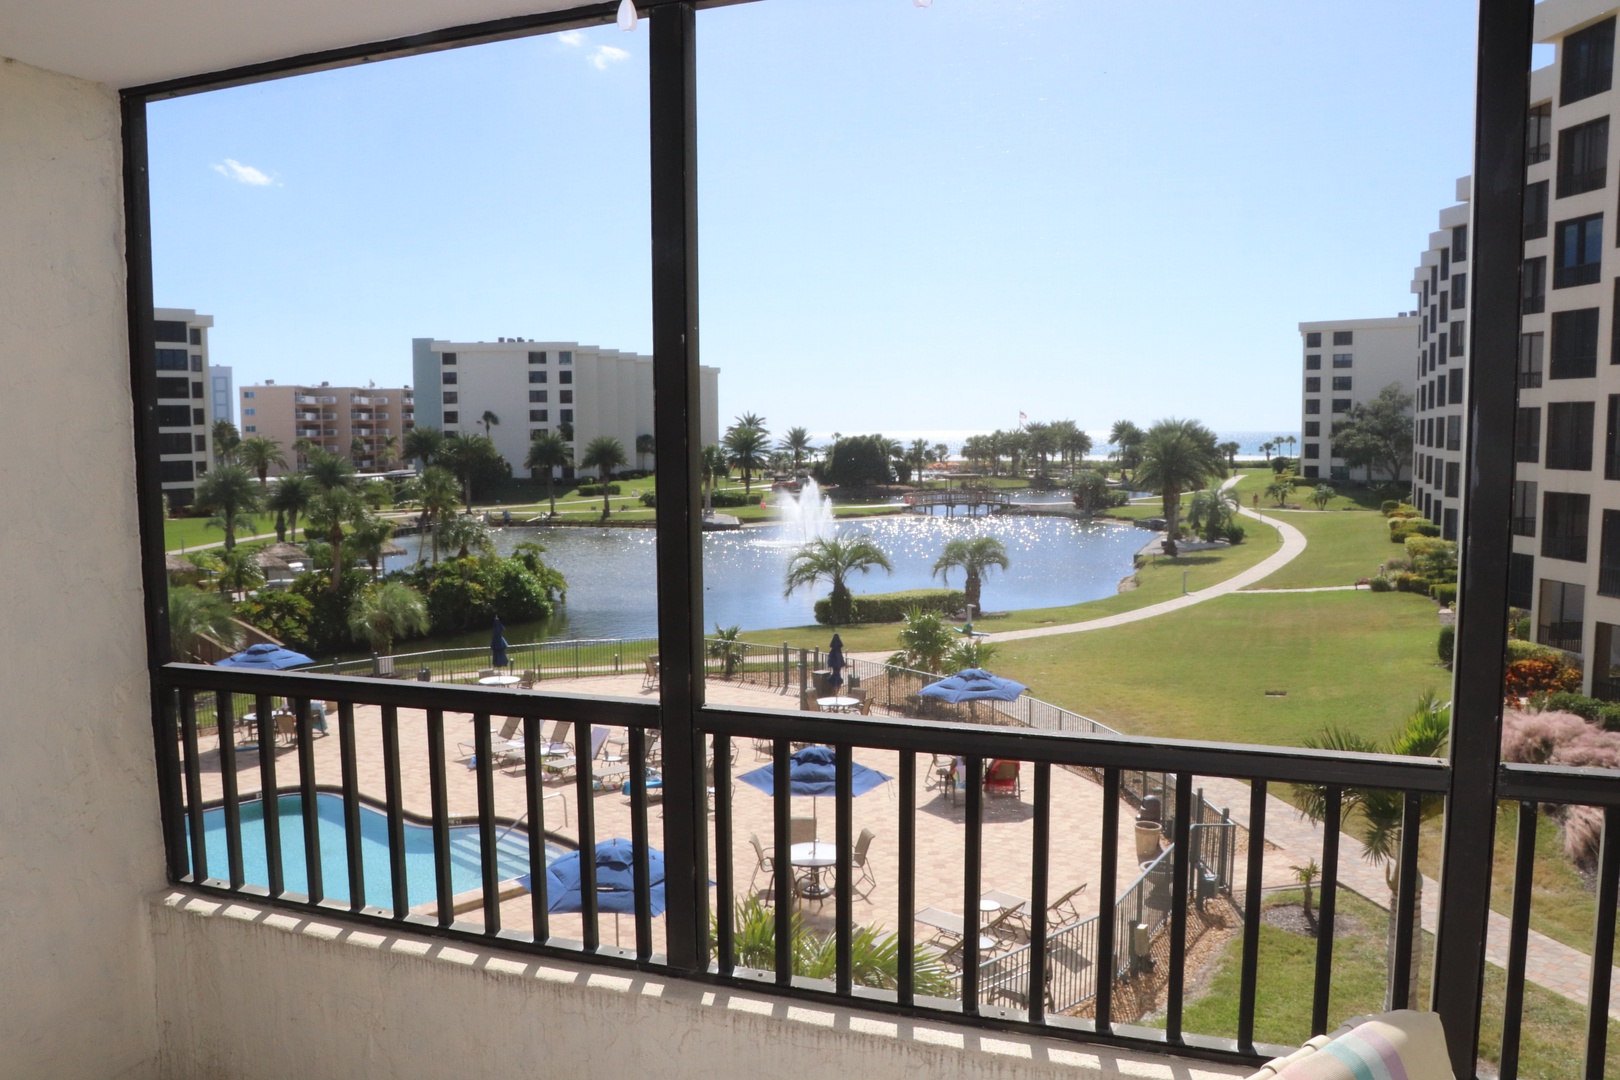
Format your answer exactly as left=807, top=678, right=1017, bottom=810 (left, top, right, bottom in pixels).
left=752, top=738, right=773, bottom=761
left=478, top=669, right=495, bottom=680
left=273, top=710, right=297, bottom=746
left=458, top=715, right=523, bottom=764
left=748, top=833, right=776, bottom=893
left=980, top=888, right=1030, bottom=937
left=643, top=654, right=659, bottom=690
left=851, top=827, right=877, bottom=896
left=789, top=816, right=816, bottom=845
left=519, top=669, right=537, bottom=689
left=983, top=759, right=1021, bottom=799
left=1046, top=883, right=1088, bottom=929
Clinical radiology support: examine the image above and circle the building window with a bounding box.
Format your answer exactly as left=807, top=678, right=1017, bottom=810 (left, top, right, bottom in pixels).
left=1523, top=257, right=1546, bottom=314
left=1305, top=354, right=1321, bottom=370
left=1555, top=213, right=1604, bottom=287
left=1447, top=415, right=1462, bottom=451
left=1539, top=578, right=1587, bottom=653
left=1509, top=553, right=1536, bottom=610
left=156, top=432, right=191, bottom=455
left=1441, top=247, right=1451, bottom=281
left=242, top=426, right=256, bottom=434
left=157, top=460, right=194, bottom=482
left=154, top=376, right=189, bottom=399
left=1433, top=376, right=1445, bottom=407
left=1517, top=407, right=1542, bottom=462
left=155, top=348, right=188, bottom=371
left=194, top=435, right=207, bottom=452
left=1331, top=376, right=1352, bottom=391
left=1443, top=461, right=1459, bottom=499
left=1332, top=353, right=1352, bottom=368
left=1449, top=322, right=1465, bottom=358
left=441, top=352, right=457, bottom=365
left=528, top=351, right=547, bottom=364
left=1563, top=16, right=1616, bottom=105
left=1452, top=272, right=1467, bottom=310
left=153, top=320, right=188, bottom=342
left=560, top=409, right=574, bottom=422
left=1331, top=398, right=1351, bottom=414
left=559, top=351, right=573, bottom=364
left=243, top=407, right=255, bottom=416
left=1547, top=402, right=1597, bottom=469
left=1513, top=481, right=1538, bottom=536
left=1450, top=370, right=1464, bottom=404
left=1305, top=399, right=1321, bottom=415
left=1305, top=377, right=1321, bottom=393
left=1440, top=292, right=1450, bottom=321
left=1529, top=102, right=1553, bottom=164
left=530, top=409, right=548, bottom=422
left=559, top=390, right=574, bottom=404
left=1330, top=465, right=1349, bottom=480
left=193, top=408, right=205, bottom=426
left=442, top=391, right=458, bottom=404
left=1303, top=465, right=1319, bottom=479
left=529, top=371, right=547, bottom=384
left=1438, top=332, right=1448, bottom=361
left=1543, top=492, right=1592, bottom=562
left=559, top=371, right=573, bottom=385
left=444, top=411, right=459, bottom=424
left=529, top=390, right=548, bottom=403
left=1606, top=395, right=1620, bottom=478
left=1304, top=443, right=1320, bottom=459
left=190, top=355, right=203, bottom=372
left=1304, top=421, right=1320, bottom=437
left=1552, top=308, right=1601, bottom=378
left=1558, top=117, right=1609, bottom=197
left=1305, top=332, right=1322, bottom=348
left=243, top=390, right=255, bottom=399
left=1602, top=512, right=1620, bottom=598
left=1519, top=333, right=1545, bottom=388
left=1525, top=179, right=1550, bottom=240
left=1332, top=330, right=1352, bottom=346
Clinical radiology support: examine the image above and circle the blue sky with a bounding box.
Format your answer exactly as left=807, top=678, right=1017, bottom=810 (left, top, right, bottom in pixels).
left=150, top=0, right=1482, bottom=438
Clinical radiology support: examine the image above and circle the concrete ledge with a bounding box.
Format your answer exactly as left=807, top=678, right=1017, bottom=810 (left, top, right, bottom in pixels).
left=151, top=889, right=1250, bottom=1080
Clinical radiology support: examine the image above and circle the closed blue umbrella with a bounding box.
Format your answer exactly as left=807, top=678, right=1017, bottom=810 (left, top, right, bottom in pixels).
left=917, top=668, right=1026, bottom=704
left=216, top=643, right=315, bottom=670
left=521, top=838, right=665, bottom=917
left=491, top=617, right=509, bottom=669
left=736, top=745, right=891, bottom=833
left=827, top=634, right=846, bottom=690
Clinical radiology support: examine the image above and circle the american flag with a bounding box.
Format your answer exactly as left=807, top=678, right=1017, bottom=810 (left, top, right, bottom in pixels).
left=1018, top=411, right=1027, bottom=421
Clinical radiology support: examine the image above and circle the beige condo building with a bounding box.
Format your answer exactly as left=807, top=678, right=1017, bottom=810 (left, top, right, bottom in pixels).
left=239, top=381, right=416, bottom=473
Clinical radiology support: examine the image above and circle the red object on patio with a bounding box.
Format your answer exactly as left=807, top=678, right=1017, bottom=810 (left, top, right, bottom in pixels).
left=984, top=759, right=1021, bottom=798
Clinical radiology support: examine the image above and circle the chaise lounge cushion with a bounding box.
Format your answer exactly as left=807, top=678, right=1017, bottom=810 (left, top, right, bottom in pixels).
left=1245, top=1011, right=1454, bottom=1080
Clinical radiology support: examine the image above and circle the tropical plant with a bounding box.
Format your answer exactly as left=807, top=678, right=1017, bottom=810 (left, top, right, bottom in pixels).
left=735, top=412, right=767, bottom=431
left=525, top=432, right=573, bottom=516
left=438, top=514, right=495, bottom=560
left=349, top=435, right=367, bottom=461
left=194, top=463, right=262, bottom=552
left=707, top=623, right=745, bottom=679
left=347, top=581, right=429, bottom=655
left=480, top=409, right=500, bottom=439
left=1108, top=420, right=1145, bottom=477
left=266, top=473, right=313, bottom=545
left=701, top=443, right=729, bottom=516
left=1186, top=487, right=1238, bottom=543
left=1071, top=470, right=1113, bottom=516
left=931, top=537, right=1009, bottom=617
left=775, top=426, right=813, bottom=473
left=304, top=451, right=362, bottom=593
left=887, top=607, right=956, bottom=674
left=718, top=894, right=952, bottom=997
left=1292, top=859, right=1320, bottom=933
left=377, top=433, right=401, bottom=471
left=168, top=585, right=238, bottom=660
left=1265, top=474, right=1295, bottom=507
left=580, top=436, right=629, bottom=517
left=946, top=637, right=999, bottom=674
left=819, top=434, right=894, bottom=490
left=1131, top=418, right=1225, bottom=537
left=212, top=419, right=241, bottom=464
left=783, top=534, right=893, bottom=626
left=442, top=432, right=507, bottom=510
left=1299, top=694, right=1450, bottom=1008
left=235, top=436, right=286, bottom=487
left=347, top=512, right=396, bottom=579
left=215, top=547, right=266, bottom=598
left=1311, top=484, right=1336, bottom=510
left=415, top=466, right=462, bottom=565
left=723, top=422, right=771, bottom=496
left=1217, top=440, right=1241, bottom=469
left=635, top=432, right=656, bottom=470
left=403, top=425, right=446, bottom=469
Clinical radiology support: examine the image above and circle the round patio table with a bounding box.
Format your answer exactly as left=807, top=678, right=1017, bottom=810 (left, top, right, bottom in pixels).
left=816, top=696, right=860, bottom=713
left=789, top=841, right=838, bottom=899
left=478, top=674, right=521, bottom=686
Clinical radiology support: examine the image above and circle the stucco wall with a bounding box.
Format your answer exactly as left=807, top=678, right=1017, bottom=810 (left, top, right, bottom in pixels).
left=152, top=892, right=1248, bottom=1080
left=0, top=56, right=163, bottom=1079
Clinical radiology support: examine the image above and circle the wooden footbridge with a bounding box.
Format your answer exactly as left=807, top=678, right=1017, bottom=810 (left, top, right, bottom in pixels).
left=903, top=490, right=1014, bottom=517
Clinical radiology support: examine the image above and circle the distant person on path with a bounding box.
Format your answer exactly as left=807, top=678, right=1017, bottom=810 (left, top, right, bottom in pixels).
left=1252, top=493, right=1258, bottom=508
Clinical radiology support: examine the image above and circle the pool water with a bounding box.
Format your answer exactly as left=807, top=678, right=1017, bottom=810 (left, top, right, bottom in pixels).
left=194, top=793, right=565, bottom=909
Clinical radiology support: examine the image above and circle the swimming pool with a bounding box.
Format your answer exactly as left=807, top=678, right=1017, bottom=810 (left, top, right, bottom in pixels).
left=194, top=793, right=565, bottom=909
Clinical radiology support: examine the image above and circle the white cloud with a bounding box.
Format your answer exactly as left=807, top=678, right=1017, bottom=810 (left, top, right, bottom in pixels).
left=588, top=45, right=629, bottom=70
left=210, top=159, right=275, bottom=186
left=558, top=30, right=585, bottom=46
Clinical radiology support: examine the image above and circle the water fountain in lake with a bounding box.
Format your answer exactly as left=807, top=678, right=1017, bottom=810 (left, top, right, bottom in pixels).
left=775, top=478, right=837, bottom=545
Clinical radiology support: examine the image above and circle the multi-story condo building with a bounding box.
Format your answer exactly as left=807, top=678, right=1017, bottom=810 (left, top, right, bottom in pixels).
left=1512, top=8, right=1620, bottom=698
left=239, top=381, right=415, bottom=473
left=1410, top=178, right=1473, bottom=542
left=1297, top=316, right=1417, bottom=484
left=208, top=364, right=233, bottom=428
left=411, top=337, right=720, bottom=478
left=152, top=307, right=213, bottom=507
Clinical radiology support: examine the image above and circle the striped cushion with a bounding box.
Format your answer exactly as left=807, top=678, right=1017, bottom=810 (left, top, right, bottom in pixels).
left=1249, top=1011, right=1455, bottom=1080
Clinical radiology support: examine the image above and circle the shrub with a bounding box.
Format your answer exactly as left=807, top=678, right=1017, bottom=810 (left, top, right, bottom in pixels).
left=1514, top=616, right=1532, bottom=641
left=812, top=588, right=965, bottom=626
left=1507, top=639, right=1564, bottom=665
left=1502, top=708, right=1620, bottom=871
left=1598, top=704, right=1620, bottom=731
left=1545, top=692, right=1604, bottom=721
left=1223, top=522, right=1246, bottom=545
left=235, top=591, right=315, bottom=651
left=1368, top=575, right=1395, bottom=592
left=1437, top=625, right=1455, bottom=664
left=1381, top=556, right=1413, bottom=574
left=1384, top=502, right=1420, bottom=518
left=1430, top=583, right=1457, bottom=606
left=1393, top=573, right=1432, bottom=593
left=1381, top=500, right=1400, bottom=514
left=575, top=483, right=622, bottom=497
left=639, top=489, right=754, bottom=509
left=1503, top=658, right=1582, bottom=699
left=1389, top=519, right=1440, bottom=542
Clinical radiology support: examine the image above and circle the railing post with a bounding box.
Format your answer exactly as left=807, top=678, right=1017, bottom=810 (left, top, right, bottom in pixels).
left=1432, top=2, right=1531, bottom=1074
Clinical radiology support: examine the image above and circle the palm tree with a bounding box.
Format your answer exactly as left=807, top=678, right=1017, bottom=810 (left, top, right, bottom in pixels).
left=305, top=451, right=360, bottom=593
left=778, top=427, right=813, bottom=473
left=1186, top=487, right=1237, bottom=542
left=723, top=422, right=770, bottom=496
left=701, top=443, right=728, bottom=516
left=347, top=512, right=396, bottom=579
left=481, top=410, right=500, bottom=439
left=404, top=426, right=445, bottom=470
left=168, top=585, right=238, bottom=661
left=707, top=624, right=745, bottom=679
left=1217, top=440, right=1241, bottom=470
left=215, top=547, right=265, bottom=598
left=580, top=436, right=629, bottom=517
left=1108, top=420, right=1145, bottom=478
left=1283, top=434, right=1298, bottom=461
left=1024, top=422, right=1058, bottom=475
left=1311, top=484, right=1336, bottom=510
left=441, top=432, right=503, bottom=511
left=347, top=581, right=429, bottom=656
left=415, top=465, right=461, bottom=564
left=349, top=435, right=367, bottom=463
left=438, top=514, right=494, bottom=560
left=735, top=412, right=768, bottom=432
left=1133, top=418, right=1226, bottom=537
left=907, top=439, right=932, bottom=485
left=266, top=473, right=313, bottom=545
left=1300, top=695, right=1449, bottom=1008
left=1053, top=421, right=1092, bottom=471
left=377, top=433, right=401, bottom=471
left=194, top=463, right=261, bottom=552
left=783, top=534, right=893, bottom=625
left=1265, top=475, right=1294, bottom=507
left=525, top=432, right=573, bottom=516
left=887, top=608, right=955, bottom=674
left=212, top=420, right=241, bottom=464
left=1259, top=439, right=1275, bottom=463
left=635, top=433, right=656, bottom=471
left=235, top=436, right=286, bottom=487
left=931, top=537, right=1010, bottom=617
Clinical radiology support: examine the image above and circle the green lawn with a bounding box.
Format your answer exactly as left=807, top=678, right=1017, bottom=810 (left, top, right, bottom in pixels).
left=1240, top=511, right=1393, bottom=591
left=1177, top=889, right=1620, bottom=1080
left=1229, top=469, right=1394, bottom=513
left=164, top=514, right=280, bottom=552
left=990, top=590, right=1445, bottom=746
left=747, top=516, right=1284, bottom=654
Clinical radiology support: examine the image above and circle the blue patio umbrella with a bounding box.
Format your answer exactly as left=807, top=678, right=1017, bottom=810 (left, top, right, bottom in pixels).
left=520, top=838, right=666, bottom=946
left=827, top=634, right=846, bottom=690
left=917, top=668, right=1027, bottom=705
left=215, top=643, right=314, bottom=670
left=491, top=617, right=509, bottom=669
left=736, top=745, right=891, bottom=832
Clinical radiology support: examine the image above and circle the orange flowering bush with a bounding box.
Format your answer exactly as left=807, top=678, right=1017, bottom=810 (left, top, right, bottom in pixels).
left=1503, top=658, right=1582, bottom=700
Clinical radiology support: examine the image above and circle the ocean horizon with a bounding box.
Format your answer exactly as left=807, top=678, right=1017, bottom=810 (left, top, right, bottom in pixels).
left=806, top=428, right=1301, bottom=460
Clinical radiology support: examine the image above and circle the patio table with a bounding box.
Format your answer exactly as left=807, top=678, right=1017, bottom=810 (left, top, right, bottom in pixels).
left=477, top=674, right=521, bottom=686
left=789, top=841, right=838, bottom=899
left=816, top=696, right=860, bottom=713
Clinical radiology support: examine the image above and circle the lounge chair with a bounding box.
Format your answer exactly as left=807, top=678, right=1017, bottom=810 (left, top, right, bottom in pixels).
left=1046, top=882, right=1088, bottom=928
left=979, top=888, right=1031, bottom=937
left=643, top=654, right=659, bottom=690
left=983, top=759, right=1021, bottom=799
left=458, top=715, right=523, bottom=764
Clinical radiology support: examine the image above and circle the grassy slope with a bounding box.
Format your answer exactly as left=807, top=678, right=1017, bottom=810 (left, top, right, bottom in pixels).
left=164, top=513, right=280, bottom=552
left=1240, top=511, right=1393, bottom=591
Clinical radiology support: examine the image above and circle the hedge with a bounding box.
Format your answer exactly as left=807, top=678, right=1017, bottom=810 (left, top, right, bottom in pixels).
left=1430, top=583, right=1457, bottom=606
left=639, top=489, right=755, bottom=508
left=575, top=483, right=622, bottom=497
left=1390, top=519, right=1440, bottom=542
left=813, top=588, right=965, bottom=625
left=1507, top=639, right=1565, bottom=665
left=1438, top=625, right=1455, bottom=664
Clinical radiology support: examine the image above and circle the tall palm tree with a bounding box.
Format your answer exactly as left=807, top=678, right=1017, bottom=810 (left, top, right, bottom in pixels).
left=415, top=465, right=461, bottom=565
left=347, top=512, right=396, bottom=579
left=1217, top=440, right=1241, bottom=470
left=1133, top=418, right=1226, bottom=537
left=778, top=427, right=813, bottom=473
left=167, top=585, right=238, bottom=661
left=212, top=419, right=241, bottom=465
left=580, top=436, right=628, bottom=517
left=215, top=547, right=265, bottom=599
left=266, top=473, right=313, bottom=544
left=235, top=436, right=286, bottom=487
left=724, top=422, right=770, bottom=496
left=931, top=536, right=1010, bottom=616
left=1186, top=487, right=1237, bottom=542
left=735, top=412, right=768, bottom=432
left=305, top=451, right=360, bottom=593
left=438, top=514, right=494, bottom=560
left=701, top=443, right=729, bottom=516
left=347, top=581, right=429, bottom=656
left=1300, top=695, right=1449, bottom=1008
left=481, top=410, right=500, bottom=439
left=635, top=433, right=656, bottom=471
left=291, top=436, right=317, bottom=471
left=525, top=432, right=573, bottom=516
left=349, top=435, right=367, bottom=463
left=194, top=463, right=261, bottom=552
left=441, top=432, right=502, bottom=511
left=1108, top=420, right=1145, bottom=478
left=1024, top=422, right=1058, bottom=474
left=907, top=439, right=932, bottom=484
left=377, top=433, right=401, bottom=471
left=1283, top=434, right=1298, bottom=460
left=404, top=426, right=445, bottom=470
left=783, top=534, right=893, bottom=625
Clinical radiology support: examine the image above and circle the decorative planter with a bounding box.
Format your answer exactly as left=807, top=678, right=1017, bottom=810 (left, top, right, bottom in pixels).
left=1134, top=820, right=1163, bottom=862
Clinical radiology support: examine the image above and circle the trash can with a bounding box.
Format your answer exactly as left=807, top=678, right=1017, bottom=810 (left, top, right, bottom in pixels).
left=418, top=667, right=431, bottom=682
left=811, top=669, right=834, bottom=698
